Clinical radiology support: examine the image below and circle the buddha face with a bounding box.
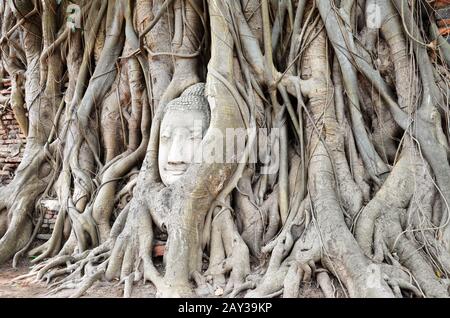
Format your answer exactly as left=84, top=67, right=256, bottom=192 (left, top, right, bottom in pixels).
left=158, top=109, right=207, bottom=186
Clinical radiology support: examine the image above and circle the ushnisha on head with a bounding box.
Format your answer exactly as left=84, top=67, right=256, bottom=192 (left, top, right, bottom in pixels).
left=158, top=83, right=211, bottom=186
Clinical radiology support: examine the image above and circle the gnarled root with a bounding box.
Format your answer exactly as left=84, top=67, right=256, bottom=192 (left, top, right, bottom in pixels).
left=203, top=206, right=251, bottom=297
left=17, top=199, right=164, bottom=298
left=0, top=156, right=48, bottom=264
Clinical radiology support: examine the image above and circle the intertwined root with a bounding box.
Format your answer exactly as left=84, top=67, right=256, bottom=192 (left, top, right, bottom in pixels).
left=13, top=204, right=250, bottom=298
left=245, top=213, right=320, bottom=298
left=0, top=165, right=49, bottom=265
left=14, top=239, right=135, bottom=297
left=201, top=207, right=251, bottom=297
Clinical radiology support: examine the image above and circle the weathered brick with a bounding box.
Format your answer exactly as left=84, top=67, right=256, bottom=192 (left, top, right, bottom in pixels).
left=0, top=87, right=31, bottom=219
left=153, top=244, right=166, bottom=257
left=434, top=0, right=450, bottom=9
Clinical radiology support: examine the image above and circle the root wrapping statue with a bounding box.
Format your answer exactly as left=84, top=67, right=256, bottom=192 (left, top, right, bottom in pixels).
left=158, top=83, right=210, bottom=186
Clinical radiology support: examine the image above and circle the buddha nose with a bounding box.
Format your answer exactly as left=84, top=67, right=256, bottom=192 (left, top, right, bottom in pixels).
left=167, top=133, right=186, bottom=165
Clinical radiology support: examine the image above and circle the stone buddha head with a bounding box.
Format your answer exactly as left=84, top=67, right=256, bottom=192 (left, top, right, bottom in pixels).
left=158, top=83, right=210, bottom=186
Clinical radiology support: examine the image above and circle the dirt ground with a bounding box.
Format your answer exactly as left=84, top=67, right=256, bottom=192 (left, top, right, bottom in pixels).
left=0, top=260, right=332, bottom=298
left=0, top=257, right=329, bottom=298
left=0, top=260, right=157, bottom=298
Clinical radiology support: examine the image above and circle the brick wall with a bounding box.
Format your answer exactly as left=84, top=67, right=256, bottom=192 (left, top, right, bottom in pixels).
left=0, top=75, right=26, bottom=184
left=0, top=77, right=56, bottom=239
left=0, top=106, right=26, bottom=184
left=36, top=199, right=59, bottom=240
left=434, top=0, right=450, bottom=8
left=435, top=0, right=450, bottom=39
